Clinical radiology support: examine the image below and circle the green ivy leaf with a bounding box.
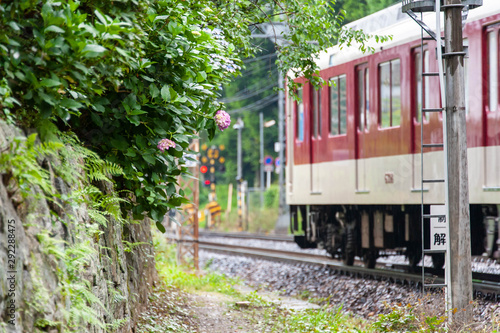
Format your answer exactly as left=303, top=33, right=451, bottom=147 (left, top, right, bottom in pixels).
left=155, top=221, right=166, bottom=232
left=82, top=44, right=107, bottom=57
left=60, top=99, right=83, bottom=109
left=166, top=183, right=175, bottom=196
left=142, top=154, right=156, bottom=165
left=90, top=112, right=103, bottom=127
left=39, top=78, right=62, bottom=87
left=161, top=85, right=171, bottom=101
left=45, top=25, right=65, bottom=33
left=149, top=83, right=160, bottom=98
left=196, top=71, right=207, bottom=82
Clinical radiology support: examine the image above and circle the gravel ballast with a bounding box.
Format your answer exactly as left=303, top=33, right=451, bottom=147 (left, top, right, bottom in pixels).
left=199, top=246, right=500, bottom=331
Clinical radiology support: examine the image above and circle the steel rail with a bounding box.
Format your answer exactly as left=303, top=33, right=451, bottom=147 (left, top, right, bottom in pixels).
left=199, top=241, right=500, bottom=302
left=199, top=231, right=295, bottom=243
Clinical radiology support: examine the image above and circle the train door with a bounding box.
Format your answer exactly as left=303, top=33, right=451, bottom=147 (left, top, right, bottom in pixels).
left=484, top=25, right=500, bottom=189
left=356, top=64, right=369, bottom=192
left=411, top=47, right=430, bottom=189
left=310, top=86, right=322, bottom=193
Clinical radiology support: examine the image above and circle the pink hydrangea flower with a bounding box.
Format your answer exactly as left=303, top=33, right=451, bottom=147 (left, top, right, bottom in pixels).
left=157, top=138, right=176, bottom=152
left=214, top=110, right=231, bottom=131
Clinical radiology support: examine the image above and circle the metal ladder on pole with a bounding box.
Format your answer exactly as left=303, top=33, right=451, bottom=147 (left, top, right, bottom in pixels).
left=402, top=0, right=450, bottom=298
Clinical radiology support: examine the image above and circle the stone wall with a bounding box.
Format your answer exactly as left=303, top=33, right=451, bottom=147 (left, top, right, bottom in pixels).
left=0, top=121, right=157, bottom=332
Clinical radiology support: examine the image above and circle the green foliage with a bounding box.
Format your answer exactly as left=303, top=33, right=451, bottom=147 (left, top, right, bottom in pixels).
left=37, top=230, right=107, bottom=331
left=0, top=0, right=383, bottom=230
left=372, top=306, right=417, bottom=332
left=333, top=0, right=402, bottom=23
left=275, top=0, right=391, bottom=93
left=264, top=185, right=279, bottom=209
left=0, top=0, right=240, bottom=223
left=0, top=133, right=62, bottom=197
left=83, top=185, right=128, bottom=227
left=154, top=230, right=241, bottom=296
left=0, top=123, right=141, bottom=331
left=122, top=240, right=148, bottom=253
left=240, top=291, right=271, bottom=308
left=211, top=41, right=279, bottom=186
left=27, top=254, right=52, bottom=317
left=371, top=302, right=446, bottom=332
left=268, top=306, right=364, bottom=333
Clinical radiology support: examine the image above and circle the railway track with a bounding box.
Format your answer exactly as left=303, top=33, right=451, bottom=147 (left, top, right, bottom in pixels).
left=196, top=232, right=500, bottom=302
left=200, top=231, right=295, bottom=243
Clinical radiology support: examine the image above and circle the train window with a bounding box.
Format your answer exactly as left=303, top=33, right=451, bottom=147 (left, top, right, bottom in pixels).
left=488, top=30, right=498, bottom=112
left=296, top=88, right=304, bottom=141
left=379, top=59, right=401, bottom=128
left=414, top=49, right=430, bottom=122
left=356, top=67, right=369, bottom=131
left=329, top=75, right=346, bottom=135
left=312, top=88, right=322, bottom=138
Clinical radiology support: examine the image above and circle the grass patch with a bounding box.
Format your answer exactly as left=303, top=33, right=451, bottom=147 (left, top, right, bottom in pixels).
left=235, top=292, right=368, bottom=333
left=269, top=307, right=367, bottom=333
left=154, top=231, right=242, bottom=297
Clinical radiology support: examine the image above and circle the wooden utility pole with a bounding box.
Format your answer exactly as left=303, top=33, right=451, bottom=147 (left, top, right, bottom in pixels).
left=444, top=0, right=472, bottom=324
left=176, top=140, right=200, bottom=271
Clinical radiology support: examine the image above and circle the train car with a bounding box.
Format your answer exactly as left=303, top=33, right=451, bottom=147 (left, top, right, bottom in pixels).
left=285, top=0, right=500, bottom=269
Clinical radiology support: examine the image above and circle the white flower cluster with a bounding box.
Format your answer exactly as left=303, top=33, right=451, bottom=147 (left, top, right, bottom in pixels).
left=203, top=28, right=241, bottom=74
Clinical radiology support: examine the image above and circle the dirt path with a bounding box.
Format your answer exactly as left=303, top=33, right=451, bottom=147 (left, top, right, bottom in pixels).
left=136, top=284, right=319, bottom=333
left=189, top=292, right=256, bottom=333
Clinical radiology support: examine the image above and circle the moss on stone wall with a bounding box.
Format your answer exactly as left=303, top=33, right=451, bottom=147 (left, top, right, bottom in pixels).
left=0, top=120, right=157, bottom=332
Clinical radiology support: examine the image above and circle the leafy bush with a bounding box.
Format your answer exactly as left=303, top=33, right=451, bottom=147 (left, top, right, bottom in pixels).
left=264, top=185, right=279, bottom=209
left=1, top=0, right=384, bottom=229
left=0, top=0, right=243, bottom=224
left=371, top=302, right=446, bottom=332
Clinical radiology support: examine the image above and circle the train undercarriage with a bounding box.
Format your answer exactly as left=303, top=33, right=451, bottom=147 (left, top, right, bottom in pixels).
left=290, top=204, right=499, bottom=269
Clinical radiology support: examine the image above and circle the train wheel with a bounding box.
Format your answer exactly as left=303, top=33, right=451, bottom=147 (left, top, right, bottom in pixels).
left=408, top=248, right=422, bottom=270
left=342, top=227, right=355, bottom=266
left=342, top=249, right=355, bottom=266
left=363, top=250, right=377, bottom=269
left=431, top=253, right=445, bottom=269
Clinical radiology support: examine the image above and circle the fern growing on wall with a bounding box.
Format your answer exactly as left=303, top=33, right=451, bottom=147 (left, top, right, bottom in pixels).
left=0, top=122, right=145, bottom=331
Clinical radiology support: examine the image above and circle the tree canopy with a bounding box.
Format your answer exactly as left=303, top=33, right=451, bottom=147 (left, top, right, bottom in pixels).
left=0, top=0, right=385, bottom=228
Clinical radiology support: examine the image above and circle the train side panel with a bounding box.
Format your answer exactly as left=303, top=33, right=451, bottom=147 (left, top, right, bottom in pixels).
left=285, top=1, right=500, bottom=267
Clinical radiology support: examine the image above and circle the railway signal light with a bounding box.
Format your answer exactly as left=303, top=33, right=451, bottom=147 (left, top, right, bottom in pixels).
left=200, top=165, right=208, bottom=174
left=204, top=179, right=211, bottom=186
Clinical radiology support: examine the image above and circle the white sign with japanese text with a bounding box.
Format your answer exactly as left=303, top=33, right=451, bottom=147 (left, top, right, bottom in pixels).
left=430, top=205, right=447, bottom=251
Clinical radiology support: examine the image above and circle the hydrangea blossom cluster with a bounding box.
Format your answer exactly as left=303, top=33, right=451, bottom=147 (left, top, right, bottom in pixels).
left=202, top=28, right=241, bottom=74
left=157, top=138, right=176, bottom=152
left=214, top=110, right=231, bottom=131
left=209, top=53, right=240, bottom=73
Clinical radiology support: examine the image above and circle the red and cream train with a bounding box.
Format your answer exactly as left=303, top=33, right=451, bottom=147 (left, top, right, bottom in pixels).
left=285, top=0, right=500, bottom=268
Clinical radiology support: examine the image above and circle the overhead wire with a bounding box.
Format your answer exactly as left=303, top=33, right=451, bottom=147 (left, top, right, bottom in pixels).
left=242, top=52, right=277, bottom=64
left=227, top=94, right=279, bottom=114
left=219, top=82, right=277, bottom=104
left=223, top=52, right=279, bottom=114
left=240, top=60, right=276, bottom=76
